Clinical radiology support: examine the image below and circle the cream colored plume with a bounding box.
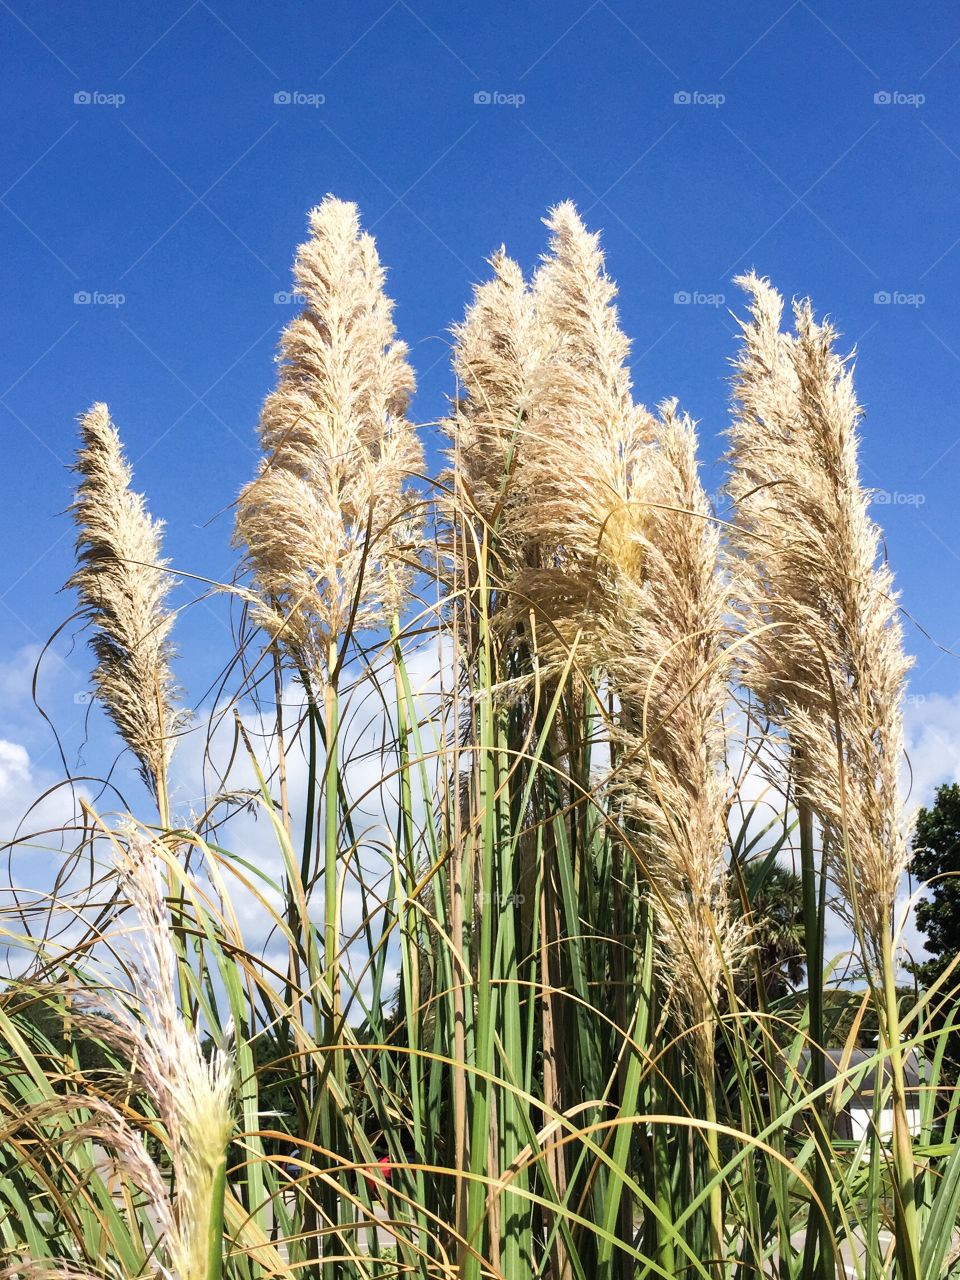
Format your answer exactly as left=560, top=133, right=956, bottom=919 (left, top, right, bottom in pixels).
left=234, top=197, right=422, bottom=676
left=728, top=274, right=912, bottom=963
left=443, top=247, right=546, bottom=568
left=443, top=205, right=654, bottom=656
left=69, top=404, right=183, bottom=799
left=608, top=402, right=743, bottom=1060
left=116, top=831, right=234, bottom=1280
left=524, top=202, right=655, bottom=581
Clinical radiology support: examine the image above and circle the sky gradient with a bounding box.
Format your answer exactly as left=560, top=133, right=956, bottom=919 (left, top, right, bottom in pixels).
left=2, top=0, right=960, bottom=819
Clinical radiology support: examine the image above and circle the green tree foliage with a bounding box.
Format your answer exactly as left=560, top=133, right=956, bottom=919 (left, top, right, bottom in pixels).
left=734, top=861, right=806, bottom=1003
left=909, top=782, right=960, bottom=1073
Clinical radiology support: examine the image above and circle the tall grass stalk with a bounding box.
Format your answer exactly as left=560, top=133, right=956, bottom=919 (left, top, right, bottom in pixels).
left=729, top=273, right=922, bottom=1278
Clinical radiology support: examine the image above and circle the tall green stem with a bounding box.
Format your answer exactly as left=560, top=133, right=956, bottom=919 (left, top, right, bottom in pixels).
left=323, top=640, right=341, bottom=1031
left=879, top=917, right=920, bottom=1280
left=463, top=555, right=497, bottom=1280
left=702, top=1056, right=724, bottom=1280
left=798, top=797, right=833, bottom=1280
left=318, top=641, right=342, bottom=1274
left=203, top=1152, right=228, bottom=1280
left=391, top=615, right=431, bottom=1278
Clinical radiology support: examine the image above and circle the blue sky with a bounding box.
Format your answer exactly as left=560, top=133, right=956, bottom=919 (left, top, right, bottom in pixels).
left=2, top=0, right=960, bottom=817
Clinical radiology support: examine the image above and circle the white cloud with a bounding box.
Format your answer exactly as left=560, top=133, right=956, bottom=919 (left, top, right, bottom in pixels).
left=156, top=635, right=451, bottom=1004
left=0, top=645, right=42, bottom=708
left=903, top=691, right=960, bottom=809
left=0, top=736, right=83, bottom=856
left=0, top=739, right=32, bottom=796
left=0, top=732, right=92, bottom=975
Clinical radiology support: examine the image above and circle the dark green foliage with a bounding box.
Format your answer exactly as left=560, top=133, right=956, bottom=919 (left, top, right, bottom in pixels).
left=909, top=783, right=960, bottom=1075
left=733, top=861, right=806, bottom=1003
left=1, top=982, right=124, bottom=1081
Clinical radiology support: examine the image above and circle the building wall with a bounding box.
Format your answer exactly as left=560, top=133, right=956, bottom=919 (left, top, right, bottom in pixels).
left=848, top=1107, right=922, bottom=1141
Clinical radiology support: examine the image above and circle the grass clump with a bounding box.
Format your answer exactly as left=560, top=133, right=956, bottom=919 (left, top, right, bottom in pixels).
left=0, top=199, right=957, bottom=1280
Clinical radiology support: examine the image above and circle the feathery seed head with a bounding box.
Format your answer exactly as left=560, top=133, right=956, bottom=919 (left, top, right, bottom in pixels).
left=606, top=403, right=744, bottom=1054
left=69, top=403, right=183, bottom=797
left=729, top=275, right=912, bottom=963
left=235, top=196, right=422, bottom=676
left=443, top=247, right=548, bottom=580
left=479, top=203, right=657, bottom=666
left=525, top=202, right=655, bottom=577
left=444, top=206, right=655, bottom=664
left=117, top=831, right=234, bottom=1280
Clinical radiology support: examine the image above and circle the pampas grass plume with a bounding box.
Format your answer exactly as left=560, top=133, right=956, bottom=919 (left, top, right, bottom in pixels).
left=69, top=403, right=183, bottom=801
left=234, top=196, right=422, bottom=677
left=728, top=273, right=912, bottom=963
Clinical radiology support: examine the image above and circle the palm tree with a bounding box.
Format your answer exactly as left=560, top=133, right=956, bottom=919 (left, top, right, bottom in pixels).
left=733, top=861, right=806, bottom=1003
